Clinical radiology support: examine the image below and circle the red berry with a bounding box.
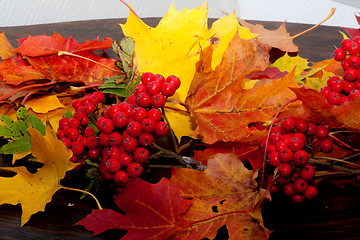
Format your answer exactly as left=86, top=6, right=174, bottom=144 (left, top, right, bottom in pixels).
left=276, top=176, right=291, bottom=185
left=126, top=94, right=138, bottom=107
left=307, top=122, right=317, bottom=136
left=99, top=163, right=114, bottom=181
left=81, top=115, right=89, bottom=126
left=72, top=99, right=83, bottom=110
left=320, top=86, right=331, bottom=98
left=107, top=146, right=123, bottom=159
left=315, top=126, right=329, bottom=139
left=155, top=121, right=169, bottom=136
left=151, top=74, right=165, bottom=84
left=127, top=162, right=143, bottom=178
left=127, top=121, right=142, bottom=137
left=114, top=171, right=129, bottom=186
left=342, top=59, right=350, bottom=70
left=161, top=82, right=176, bottom=96
left=61, top=138, right=72, bottom=148
left=136, top=92, right=152, bottom=107
left=350, top=89, right=360, bottom=100
left=71, top=140, right=84, bottom=155
left=132, top=107, right=147, bottom=122
left=327, top=76, right=340, bottom=86
left=349, top=54, right=360, bottom=69
left=283, top=183, right=295, bottom=197
left=59, top=117, right=70, bottom=129
left=166, top=75, right=181, bottom=89
left=269, top=131, right=282, bottom=145
left=340, top=95, right=350, bottom=105
left=105, top=158, right=121, bottom=174
left=341, top=38, right=352, bottom=51
left=319, top=138, right=333, bottom=153
left=329, top=80, right=344, bottom=92
left=141, top=118, right=156, bottom=132
left=343, top=80, right=356, bottom=94
left=139, top=132, right=155, bottom=147
left=99, top=133, right=109, bottom=147
left=134, top=83, right=147, bottom=95
left=275, top=141, right=288, bottom=152
left=304, top=186, right=318, bottom=200
left=69, top=117, right=80, bottom=129
left=91, top=91, right=105, bottom=103
left=281, top=116, right=297, bottom=132
left=119, top=152, right=133, bottom=166
left=293, top=178, right=308, bottom=194
left=107, top=104, right=122, bottom=119
left=87, top=136, right=99, bottom=149
left=147, top=108, right=162, bottom=122
left=293, top=150, right=309, bottom=166
left=146, top=81, right=162, bottom=95
left=122, top=137, right=138, bottom=152
left=133, top=147, right=149, bottom=163
left=84, top=103, right=96, bottom=114
left=84, top=126, right=95, bottom=137
left=268, top=151, right=280, bottom=167
left=278, top=147, right=293, bottom=163
left=141, top=72, right=154, bottom=85
left=88, top=148, right=100, bottom=159
left=326, top=91, right=341, bottom=105
left=288, top=134, right=306, bottom=152
left=112, top=111, right=129, bottom=128
left=333, top=48, right=346, bottom=61
left=281, top=133, right=293, bottom=144
left=296, top=119, right=309, bottom=133
left=278, top=162, right=292, bottom=178
left=347, top=41, right=360, bottom=55
left=151, top=93, right=167, bottom=108
left=107, top=132, right=123, bottom=147
left=343, top=67, right=358, bottom=81
left=300, top=165, right=316, bottom=181
left=292, top=194, right=305, bottom=204
left=97, top=118, right=115, bottom=134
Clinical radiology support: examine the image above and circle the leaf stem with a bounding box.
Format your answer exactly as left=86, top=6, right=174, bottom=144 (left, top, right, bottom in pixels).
left=309, top=158, right=360, bottom=175
left=59, top=185, right=103, bottom=210
left=161, top=107, right=179, bottom=153
left=58, top=51, right=119, bottom=73
left=313, top=156, right=360, bottom=168
left=291, top=8, right=336, bottom=39
left=119, top=0, right=140, bottom=18
left=261, top=98, right=299, bottom=188
left=328, top=133, right=360, bottom=152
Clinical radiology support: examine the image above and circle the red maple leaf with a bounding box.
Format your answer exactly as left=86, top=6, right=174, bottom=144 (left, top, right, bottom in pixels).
left=76, top=177, right=193, bottom=240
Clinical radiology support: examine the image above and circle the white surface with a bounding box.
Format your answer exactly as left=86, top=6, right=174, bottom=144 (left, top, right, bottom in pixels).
left=0, top=0, right=359, bottom=28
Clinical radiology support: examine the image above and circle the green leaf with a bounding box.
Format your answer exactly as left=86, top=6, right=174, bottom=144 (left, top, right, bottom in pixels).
left=17, top=107, right=45, bottom=136
left=0, top=135, right=31, bottom=154
left=119, top=37, right=135, bottom=57
left=102, top=88, right=129, bottom=97
left=63, top=110, right=73, bottom=119
left=17, top=120, right=29, bottom=135
left=0, top=115, right=21, bottom=139
left=0, top=126, right=13, bottom=139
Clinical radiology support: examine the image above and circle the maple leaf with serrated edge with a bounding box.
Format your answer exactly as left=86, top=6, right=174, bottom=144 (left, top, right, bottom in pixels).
left=76, top=177, right=193, bottom=240
left=0, top=123, right=77, bottom=226
left=171, top=152, right=270, bottom=240
left=186, top=33, right=300, bottom=144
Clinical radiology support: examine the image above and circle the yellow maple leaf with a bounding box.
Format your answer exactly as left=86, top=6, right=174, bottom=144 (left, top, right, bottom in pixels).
left=24, top=95, right=65, bottom=114
left=120, top=1, right=256, bottom=140
left=0, top=123, right=77, bottom=226
left=270, top=52, right=310, bottom=81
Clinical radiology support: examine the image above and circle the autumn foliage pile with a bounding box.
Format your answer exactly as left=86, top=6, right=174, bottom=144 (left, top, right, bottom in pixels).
left=1, top=2, right=360, bottom=240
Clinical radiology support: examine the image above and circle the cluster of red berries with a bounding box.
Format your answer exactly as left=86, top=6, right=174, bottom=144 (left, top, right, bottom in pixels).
left=57, top=72, right=181, bottom=188
left=57, top=91, right=105, bottom=164
left=322, top=37, right=360, bottom=105
left=261, top=116, right=333, bottom=203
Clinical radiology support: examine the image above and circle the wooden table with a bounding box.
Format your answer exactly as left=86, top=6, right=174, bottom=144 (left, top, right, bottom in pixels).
left=1, top=18, right=360, bottom=240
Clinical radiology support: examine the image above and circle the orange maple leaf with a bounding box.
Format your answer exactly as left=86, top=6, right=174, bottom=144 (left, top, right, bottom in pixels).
left=186, top=33, right=300, bottom=144
left=171, top=152, right=270, bottom=240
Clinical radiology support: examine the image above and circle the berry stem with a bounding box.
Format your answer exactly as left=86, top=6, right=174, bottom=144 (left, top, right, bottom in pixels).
left=260, top=97, right=299, bottom=188
left=328, top=133, right=360, bottom=152
left=150, top=142, right=186, bottom=165
left=58, top=51, right=119, bottom=73
left=59, top=185, right=103, bottom=210
left=313, top=156, right=360, bottom=168
left=161, top=107, right=179, bottom=153
left=309, top=157, right=360, bottom=175
left=291, top=8, right=335, bottom=39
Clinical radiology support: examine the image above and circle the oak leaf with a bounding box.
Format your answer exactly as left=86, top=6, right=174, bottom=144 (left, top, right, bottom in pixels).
left=186, top=33, right=300, bottom=144
left=171, top=152, right=270, bottom=240
left=0, top=123, right=77, bottom=226
left=76, top=177, right=193, bottom=240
